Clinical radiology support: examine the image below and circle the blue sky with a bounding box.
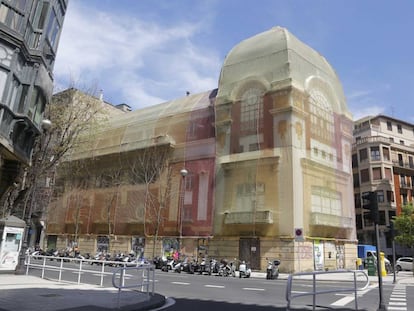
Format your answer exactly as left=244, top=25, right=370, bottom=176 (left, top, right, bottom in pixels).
left=54, top=0, right=414, bottom=122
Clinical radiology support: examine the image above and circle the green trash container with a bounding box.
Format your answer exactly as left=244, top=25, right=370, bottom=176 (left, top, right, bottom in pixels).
left=366, top=256, right=376, bottom=276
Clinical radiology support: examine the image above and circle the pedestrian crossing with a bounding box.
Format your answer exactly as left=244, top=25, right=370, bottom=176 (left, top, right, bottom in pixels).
left=388, top=284, right=407, bottom=311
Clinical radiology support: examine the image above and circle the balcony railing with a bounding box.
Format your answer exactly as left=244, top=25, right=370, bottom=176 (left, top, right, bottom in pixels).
left=224, top=210, right=273, bottom=224
left=352, top=136, right=391, bottom=149
left=392, top=160, right=414, bottom=170
left=399, top=182, right=412, bottom=189
left=310, top=212, right=354, bottom=228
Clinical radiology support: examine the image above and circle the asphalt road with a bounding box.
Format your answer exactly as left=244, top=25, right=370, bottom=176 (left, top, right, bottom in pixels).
left=27, top=259, right=413, bottom=310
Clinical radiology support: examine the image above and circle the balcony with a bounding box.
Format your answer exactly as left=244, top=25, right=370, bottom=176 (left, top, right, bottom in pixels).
left=393, top=160, right=414, bottom=169
left=400, top=182, right=412, bottom=190
left=310, top=212, right=354, bottom=228
left=224, top=210, right=273, bottom=224
left=352, top=136, right=391, bottom=149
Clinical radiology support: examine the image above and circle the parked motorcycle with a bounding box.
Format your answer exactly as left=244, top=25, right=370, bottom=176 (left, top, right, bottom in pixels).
left=266, top=259, right=280, bottom=280
left=210, top=258, right=219, bottom=274
left=238, top=261, right=251, bottom=278
left=181, top=257, right=196, bottom=274
left=198, top=257, right=211, bottom=275
left=217, top=259, right=236, bottom=277
left=153, top=256, right=166, bottom=269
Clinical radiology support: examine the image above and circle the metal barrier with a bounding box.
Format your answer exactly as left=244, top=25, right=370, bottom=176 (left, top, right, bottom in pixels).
left=25, top=254, right=150, bottom=287
left=286, top=269, right=370, bottom=311
left=112, top=265, right=155, bottom=308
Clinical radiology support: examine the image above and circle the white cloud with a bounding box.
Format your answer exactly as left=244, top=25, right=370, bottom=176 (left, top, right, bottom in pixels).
left=351, top=106, right=385, bottom=121
left=54, top=1, right=221, bottom=108
left=346, top=88, right=387, bottom=120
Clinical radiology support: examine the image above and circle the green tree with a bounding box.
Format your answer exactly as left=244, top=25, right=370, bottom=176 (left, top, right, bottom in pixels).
left=393, top=203, right=414, bottom=274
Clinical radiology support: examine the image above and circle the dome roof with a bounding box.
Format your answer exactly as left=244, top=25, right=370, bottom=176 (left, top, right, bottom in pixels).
left=217, top=26, right=350, bottom=117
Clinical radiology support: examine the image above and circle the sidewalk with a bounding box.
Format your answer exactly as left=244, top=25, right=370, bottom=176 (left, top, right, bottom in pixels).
left=0, top=270, right=413, bottom=311
left=0, top=273, right=166, bottom=311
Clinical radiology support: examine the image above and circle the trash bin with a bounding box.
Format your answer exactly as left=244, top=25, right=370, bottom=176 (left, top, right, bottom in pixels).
left=366, top=256, right=376, bottom=276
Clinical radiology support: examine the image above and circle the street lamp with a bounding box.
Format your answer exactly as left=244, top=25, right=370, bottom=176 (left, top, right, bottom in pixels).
left=178, top=168, right=188, bottom=251
left=15, top=119, right=52, bottom=274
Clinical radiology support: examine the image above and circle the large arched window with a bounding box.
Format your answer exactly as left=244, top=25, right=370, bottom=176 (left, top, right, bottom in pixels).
left=240, top=88, right=263, bottom=134
left=309, top=89, right=334, bottom=143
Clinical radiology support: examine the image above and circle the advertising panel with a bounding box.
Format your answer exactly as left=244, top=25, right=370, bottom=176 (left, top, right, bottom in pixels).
left=0, top=226, right=24, bottom=271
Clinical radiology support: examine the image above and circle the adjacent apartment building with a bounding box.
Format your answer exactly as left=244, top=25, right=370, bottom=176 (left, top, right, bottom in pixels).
left=0, top=0, right=68, bottom=198
left=47, top=26, right=357, bottom=273
left=353, top=115, right=414, bottom=257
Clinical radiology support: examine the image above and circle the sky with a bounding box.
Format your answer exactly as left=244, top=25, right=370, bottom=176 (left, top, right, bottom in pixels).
left=53, top=0, right=414, bottom=122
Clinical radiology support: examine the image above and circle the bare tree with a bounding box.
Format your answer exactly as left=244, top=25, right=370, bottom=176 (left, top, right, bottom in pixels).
left=59, top=160, right=92, bottom=247
left=127, top=140, right=174, bottom=258
left=100, top=165, right=124, bottom=253
left=3, top=85, right=110, bottom=251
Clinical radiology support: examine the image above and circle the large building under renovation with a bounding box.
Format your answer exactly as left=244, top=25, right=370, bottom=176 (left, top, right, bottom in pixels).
left=47, top=26, right=357, bottom=272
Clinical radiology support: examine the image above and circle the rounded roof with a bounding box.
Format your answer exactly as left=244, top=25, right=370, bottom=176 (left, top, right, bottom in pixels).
left=217, top=26, right=350, bottom=117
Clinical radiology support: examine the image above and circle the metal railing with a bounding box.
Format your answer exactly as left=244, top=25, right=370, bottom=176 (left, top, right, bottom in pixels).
left=25, top=254, right=152, bottom=287
left=286, top=269, right=369, bottom=311
left=112, top=265, right=155, bottom=308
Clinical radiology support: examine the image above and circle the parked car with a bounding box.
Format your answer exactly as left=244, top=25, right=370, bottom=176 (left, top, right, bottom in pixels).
left=395, top=257, right=413, bottom=272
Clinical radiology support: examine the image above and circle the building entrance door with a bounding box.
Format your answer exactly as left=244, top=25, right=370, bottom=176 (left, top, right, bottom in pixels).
left=239, top=238, right=260, bottom=270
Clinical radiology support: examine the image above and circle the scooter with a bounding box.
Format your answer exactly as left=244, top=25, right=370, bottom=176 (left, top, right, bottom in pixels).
left=198, top=257, right=211, bottom=275
left=266, top=259, right=280, bottom=280
left=238, top=261, right=251, bottom=278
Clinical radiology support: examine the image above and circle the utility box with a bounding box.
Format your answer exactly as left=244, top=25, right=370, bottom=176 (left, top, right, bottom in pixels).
left=0, top=215, right=25, bottom=271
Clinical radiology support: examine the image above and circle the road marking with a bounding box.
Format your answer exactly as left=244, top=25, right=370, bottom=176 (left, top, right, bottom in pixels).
left=171, top=282, right=190, bottom=285
left=243, top=287, right=265, bottom=291
left=330, top=296, right=355, bottom=306
left=387, top=285, right=407, bottom=311
left=204, top=285, right=225, bottom=288
left=330, top=286, right=374, bottom=307
left=389, top=302, right=407, bottom=306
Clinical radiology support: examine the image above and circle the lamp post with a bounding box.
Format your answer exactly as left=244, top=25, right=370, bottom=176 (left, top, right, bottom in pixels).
left=15, top=119, right=52, bottom=274
left=178, top=168, right=188, bottom=252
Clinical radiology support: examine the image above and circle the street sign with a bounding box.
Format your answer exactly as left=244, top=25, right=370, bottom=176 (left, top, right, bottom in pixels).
left=294, top=228, right=304, bottom=242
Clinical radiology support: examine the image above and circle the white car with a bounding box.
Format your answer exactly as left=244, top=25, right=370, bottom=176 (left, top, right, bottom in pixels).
left=395, top=257, right=413, bottom=272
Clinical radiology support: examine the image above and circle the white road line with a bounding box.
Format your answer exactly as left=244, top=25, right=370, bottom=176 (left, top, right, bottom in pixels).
left=331, top=286, right=374, bottom=307
left=330, top=296, right=355, bottom=306
left=387, top=284, right=407, bottom=311
left=243, top=288, right=265, bottom=291
left=389, top=302, right=407, bottom=306
left=171, top=282, right=190, bottom=285
left=204, top=285, right=225, bottom=288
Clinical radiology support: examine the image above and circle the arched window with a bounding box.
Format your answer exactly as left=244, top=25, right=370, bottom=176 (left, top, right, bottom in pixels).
left=240, top=88, right=263, bottom=134
left=309, top=89, right=334, bottom=143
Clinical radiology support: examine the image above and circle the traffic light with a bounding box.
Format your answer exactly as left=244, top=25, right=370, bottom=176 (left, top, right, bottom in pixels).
left=362, top=191, right=379, bottom=224
left=388, top=221, right=395, bottom=239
